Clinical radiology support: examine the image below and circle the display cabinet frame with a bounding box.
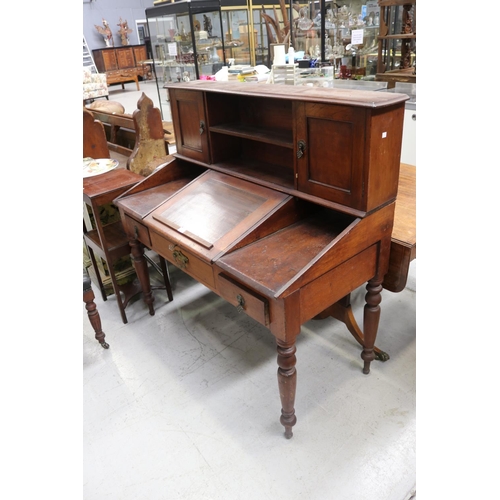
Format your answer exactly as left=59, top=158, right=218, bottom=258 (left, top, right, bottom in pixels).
left=146, top=0, right=226, bottom=118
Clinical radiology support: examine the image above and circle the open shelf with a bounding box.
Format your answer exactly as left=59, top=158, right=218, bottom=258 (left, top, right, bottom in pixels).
left=83, top=221, right=131, bottom=259
left=209, top=124, right=293, bottom=149
left=210, top=158, right=295, bottom=191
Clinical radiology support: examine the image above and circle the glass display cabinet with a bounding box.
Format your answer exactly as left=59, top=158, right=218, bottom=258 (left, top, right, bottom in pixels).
left=221, top=0, right=252, bottom=66
left=290, top=0, right=380, bottom=77
left=251, top=1, right=294, bottom=67
left=145, top=0, right=226, bottom=93
left=375, top=0, right=416, bottom=87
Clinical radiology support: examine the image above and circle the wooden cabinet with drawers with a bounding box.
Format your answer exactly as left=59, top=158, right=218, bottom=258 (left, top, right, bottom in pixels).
left=114, top=82, right=408, bottom=439
left=92, top=45, right=150, bottom=85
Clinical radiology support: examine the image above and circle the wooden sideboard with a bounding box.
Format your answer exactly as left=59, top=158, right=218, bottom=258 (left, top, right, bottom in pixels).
left=114, top=81, right=408, bottom=438
left=92, top=45, right=152, bottom=88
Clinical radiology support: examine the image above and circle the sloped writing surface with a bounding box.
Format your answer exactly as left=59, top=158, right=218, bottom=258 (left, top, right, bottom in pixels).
left=153, top=177, right=267, bottom=249
left=217, top=209, right=355, bottom=296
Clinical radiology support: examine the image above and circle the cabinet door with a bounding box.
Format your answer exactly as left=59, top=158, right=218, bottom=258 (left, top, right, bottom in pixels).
left=94, top=49, right=118, bottom=71
left=116, top=47, right=135, bottom=69
left=169, top=89, right=210, bottom=163
left=132, top=45, right=147, bottom=63
left=295, top=102, right=366, bottom=210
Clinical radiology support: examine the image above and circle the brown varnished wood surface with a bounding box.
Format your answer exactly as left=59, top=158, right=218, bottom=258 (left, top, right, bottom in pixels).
left=83, top=169, right=143, bottom=206
left=165, top=81, right=408, bottom=108
left=216, top=210, right=350, bottom=297
left=113, top=84, right=407, bottom=437
left=145, top=171, right=290, bottom=263
left=169, top=84, right=404, bottom=216
left=383, top=163, right=416, bottom=292
left=169, top=89, right=209, bottom=163
left=391, top=163, right=416, bottom=252
left=83, top=168, right=145, bottom=324
left=83, top=109, right=110, bottom=159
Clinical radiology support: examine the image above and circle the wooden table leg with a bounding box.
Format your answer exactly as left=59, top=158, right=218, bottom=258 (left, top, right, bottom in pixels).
left=159, top=256, right=174, bottom=302
left=83, top=283, right=109, bottom=349
left=129, top=237, right=155, bottom=316
left=327, top=296, right=390, bottom=362
left=361, top=279, right=383, bottom=374
left=313, top=293, right=390, bottom=363
left=276, top=339, right=297, bottom=439
left=86, top=245, right=107, bottom=302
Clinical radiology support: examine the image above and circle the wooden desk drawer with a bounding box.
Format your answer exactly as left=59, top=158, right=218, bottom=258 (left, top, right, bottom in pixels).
left=123, top=215, right=151, bottom=247
left=217, top=274, right=269, bottom=327
left=150, top=231, right=215, bottom=288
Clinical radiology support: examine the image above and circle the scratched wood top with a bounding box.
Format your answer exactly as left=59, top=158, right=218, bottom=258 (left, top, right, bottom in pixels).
left=392, top=163, right=416, bottom=249
left=164, top=81, right=408, bottom=108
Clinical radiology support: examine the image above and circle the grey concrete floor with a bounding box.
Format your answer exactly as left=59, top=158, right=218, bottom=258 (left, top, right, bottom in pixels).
left=84, top=262, right=416, bottom=500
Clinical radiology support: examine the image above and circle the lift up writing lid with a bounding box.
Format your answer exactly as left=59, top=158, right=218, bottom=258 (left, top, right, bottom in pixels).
left=145, top=170, right=290, bottom=263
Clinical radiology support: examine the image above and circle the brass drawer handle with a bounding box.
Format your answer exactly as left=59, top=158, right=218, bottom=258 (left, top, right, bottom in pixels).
left=171, top=247, right=189, bottom=269
left=236, top=294, right=245, bottom=313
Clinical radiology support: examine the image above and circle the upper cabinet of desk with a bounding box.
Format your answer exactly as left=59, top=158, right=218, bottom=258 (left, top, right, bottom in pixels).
left=165, top=82, right=408, bottom=215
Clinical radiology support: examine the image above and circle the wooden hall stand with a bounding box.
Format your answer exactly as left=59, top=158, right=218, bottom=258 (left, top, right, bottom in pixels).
left=114, top=81, right=409, bottom=438
left=83, top=169, right=146, bottom=324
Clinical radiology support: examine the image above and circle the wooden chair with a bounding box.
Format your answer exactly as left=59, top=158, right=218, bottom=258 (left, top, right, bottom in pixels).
left=83, top=109, right=173, bottom=323
left=83, top=108, right=110, bottom=159
left=128, top=93, right=170, bottom=176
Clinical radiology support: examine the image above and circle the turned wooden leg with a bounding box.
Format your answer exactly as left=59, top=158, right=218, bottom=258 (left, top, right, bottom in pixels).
left=86, top=245, right=107, bottom=302
left=277, top=340, right=297, bottom=439
left=361, top=279, right=383, bottom=374
left=327, top=296, right=390, bottom=362
left=83, top=285, right=109, bottom=349
left=129, top=237, right=155, bottom=316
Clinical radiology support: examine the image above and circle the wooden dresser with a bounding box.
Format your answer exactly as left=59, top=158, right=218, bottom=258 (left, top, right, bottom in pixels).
left=92, top=45, right=151, bottom=88
left=114, top=81, right=408, bottom=438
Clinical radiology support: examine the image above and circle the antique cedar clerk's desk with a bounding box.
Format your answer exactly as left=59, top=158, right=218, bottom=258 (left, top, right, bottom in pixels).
left=114, top=82, right=408, bottom=438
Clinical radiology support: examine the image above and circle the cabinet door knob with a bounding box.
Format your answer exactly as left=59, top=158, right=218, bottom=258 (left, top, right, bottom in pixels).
left=297, top=140, right=306, bottom=159
left=412, top=114, right=416, bottom=121
left=199, top=120, right=205, bottom=135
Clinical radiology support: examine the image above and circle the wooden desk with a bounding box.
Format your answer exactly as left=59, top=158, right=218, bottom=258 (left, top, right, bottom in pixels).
left=115, top=82, right=408, bottom=438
